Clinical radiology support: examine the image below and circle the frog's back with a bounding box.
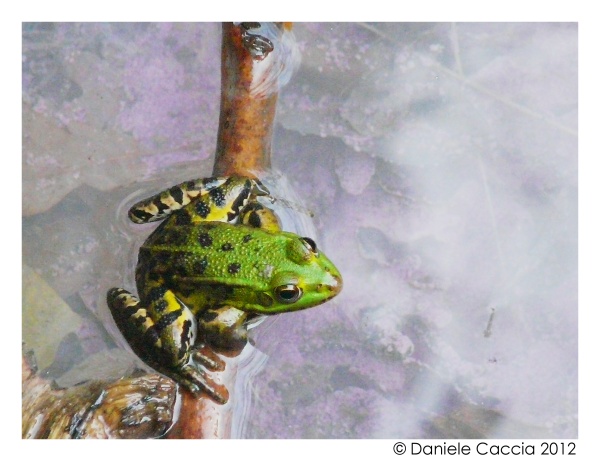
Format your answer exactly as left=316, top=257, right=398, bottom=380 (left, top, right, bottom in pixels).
left=138, top=220, right=288, bottom=285
left=136, top=207, right=342, bottom=315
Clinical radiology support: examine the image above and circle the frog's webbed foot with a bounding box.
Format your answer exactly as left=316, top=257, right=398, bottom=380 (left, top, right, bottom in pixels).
left=107, top=287, right=229, bottom=404
left=166, top=360, right=229, bottom=404
left=170, top=345, right=228, bottom=403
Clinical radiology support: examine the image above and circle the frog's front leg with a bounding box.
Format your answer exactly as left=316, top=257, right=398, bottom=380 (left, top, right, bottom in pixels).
left=239, top=201, right=281, bottom=232
left=199, top=306, right=252, bottom=352
left=107, top=287, right=228, bottom=403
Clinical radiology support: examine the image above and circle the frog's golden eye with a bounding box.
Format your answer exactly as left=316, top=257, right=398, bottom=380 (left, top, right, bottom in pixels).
left=274, top=284, right=303, bottom=304
left=301, top=237, right=318, bottom=255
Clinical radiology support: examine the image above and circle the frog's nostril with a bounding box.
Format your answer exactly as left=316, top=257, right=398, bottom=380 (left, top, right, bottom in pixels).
left=322, top=272, right=342, bottom=296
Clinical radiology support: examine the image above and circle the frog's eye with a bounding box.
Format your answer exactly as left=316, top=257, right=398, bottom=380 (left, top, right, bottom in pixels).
left=301, top=237, right=318, bottom=255
left=274, top=284, right=303, bottom=304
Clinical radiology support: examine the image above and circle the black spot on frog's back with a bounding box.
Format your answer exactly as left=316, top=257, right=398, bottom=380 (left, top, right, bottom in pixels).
left=192, top=256, right=209, bottom=275
left=138, top=248, right=170, bottom=269
left=198, top=232, right=213, bottom=247
left=172, top=253, right=192, bottom=276
left=195, top=200, right=211, bottom=218
left=150, top=227, right=189, bottom=246
left=209, top=187, right=226, bottom=207
left=228, top=262, right=241, bottom=274
left=175, top=211, right=192, bottom=226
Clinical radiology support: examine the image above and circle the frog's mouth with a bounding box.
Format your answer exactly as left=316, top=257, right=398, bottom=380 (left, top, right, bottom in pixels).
left=177, top=270, right=342, bottom=315
left=310, top=272, right=343, bottom=305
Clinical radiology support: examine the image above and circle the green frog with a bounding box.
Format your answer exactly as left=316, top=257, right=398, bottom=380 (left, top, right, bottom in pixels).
left=107, top=176, right=342, bottom=403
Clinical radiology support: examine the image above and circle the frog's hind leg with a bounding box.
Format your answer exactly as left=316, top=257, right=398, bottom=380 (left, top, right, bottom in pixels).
left=107, top=288, right=153, bottom=354
left=128, top=177, right=231, bottom=224
left=107, top=287, right=228, bottom=403
left=129, top=176, right=272, bottom=225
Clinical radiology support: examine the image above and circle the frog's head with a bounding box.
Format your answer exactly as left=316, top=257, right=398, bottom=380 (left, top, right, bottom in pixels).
left=252, top=235, right=343, bottom=314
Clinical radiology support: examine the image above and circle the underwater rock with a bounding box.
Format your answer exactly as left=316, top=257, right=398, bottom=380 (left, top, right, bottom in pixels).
left=22, top=265, right=84, bottom=370
left=22, top=352, right=177, bottom=439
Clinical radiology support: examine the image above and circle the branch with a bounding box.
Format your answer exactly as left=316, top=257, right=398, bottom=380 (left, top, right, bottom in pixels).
left=167, top=22, right=287, bottom=438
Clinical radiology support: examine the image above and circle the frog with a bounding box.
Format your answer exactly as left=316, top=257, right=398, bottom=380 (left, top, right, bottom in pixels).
left=107, top=176, right=342, bottom=404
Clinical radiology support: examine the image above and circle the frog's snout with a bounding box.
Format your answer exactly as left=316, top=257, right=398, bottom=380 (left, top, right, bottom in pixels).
left=318, top=271, right=343, bottom=298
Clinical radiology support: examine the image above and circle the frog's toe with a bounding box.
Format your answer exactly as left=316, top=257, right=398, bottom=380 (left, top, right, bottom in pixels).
left=107, top=287, right=131, bottom=305
left=176, top=363, right=229, bottom=404
left=107, top=287, right=141, bottom=312
left=192, top=345, right=226, bottom=372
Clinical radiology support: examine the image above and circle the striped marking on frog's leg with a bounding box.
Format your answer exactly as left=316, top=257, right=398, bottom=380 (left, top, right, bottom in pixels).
left=239, top=201, right=281, bottom=232
left=140, top=287, right=198, bottom=366
left=108, top=287, right=193, bottom=364
left=128, top=177, right=230, bottom=224
left=182, top=176, right=272, bottom=224
left=107, top=288, right=160, bottom=354
left=107, top=287, right=228, bottom=403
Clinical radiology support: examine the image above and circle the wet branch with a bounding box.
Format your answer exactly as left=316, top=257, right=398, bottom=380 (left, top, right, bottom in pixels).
left=167, top=22, right=283, bottom=438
